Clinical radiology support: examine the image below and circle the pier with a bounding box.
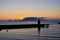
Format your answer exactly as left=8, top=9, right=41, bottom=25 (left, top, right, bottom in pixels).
left=0, top=20, right=49, bottom=30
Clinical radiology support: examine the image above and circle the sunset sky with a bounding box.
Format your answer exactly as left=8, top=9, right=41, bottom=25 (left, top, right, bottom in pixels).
left=0, top=0, right=60, bottom=20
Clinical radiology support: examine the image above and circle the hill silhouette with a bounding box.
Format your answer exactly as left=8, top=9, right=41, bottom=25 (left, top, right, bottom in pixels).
left=22, top=17, right=45, bottom=21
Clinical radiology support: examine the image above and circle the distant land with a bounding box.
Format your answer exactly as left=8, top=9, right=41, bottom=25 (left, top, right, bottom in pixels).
left=22, top=17, right=45, bottom=21
left=22, top=17, right=60, bottom=23
left=0, top=17, right=60, bottom=23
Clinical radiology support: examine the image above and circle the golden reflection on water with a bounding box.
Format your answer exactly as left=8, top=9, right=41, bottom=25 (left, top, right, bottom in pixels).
left=0, top=28, right=37, bottom=35
left=0, top=24, right=60, bottom=37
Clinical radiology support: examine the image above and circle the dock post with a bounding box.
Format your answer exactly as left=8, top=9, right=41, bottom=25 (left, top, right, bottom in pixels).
left=6, top=29, right=8, bottom=32
left=38, top=19, right=41, bottom=40
left=38, top=19, right=40, bottom=33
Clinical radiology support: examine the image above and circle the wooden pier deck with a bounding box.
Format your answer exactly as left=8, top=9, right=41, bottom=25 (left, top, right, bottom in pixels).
left=0, top=24, right=49, bottom=30
left=0, top=20, right=49, bottom=31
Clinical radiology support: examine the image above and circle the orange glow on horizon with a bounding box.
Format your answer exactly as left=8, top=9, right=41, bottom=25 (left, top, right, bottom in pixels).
left=0, top=12, right=60, bottom=20
left=0, top=14, right=60, bottom=20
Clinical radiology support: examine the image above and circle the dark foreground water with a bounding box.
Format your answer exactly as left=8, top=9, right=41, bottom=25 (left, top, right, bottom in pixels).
left=0, top=21, right=60, bottom=40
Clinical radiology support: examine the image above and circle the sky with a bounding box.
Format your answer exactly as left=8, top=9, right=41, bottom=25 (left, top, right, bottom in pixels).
left=0, top=0, right=60, bottom=20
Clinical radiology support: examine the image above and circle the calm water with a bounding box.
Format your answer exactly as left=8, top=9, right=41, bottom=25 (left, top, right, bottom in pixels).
left=0, top=21, right=60, bottom=40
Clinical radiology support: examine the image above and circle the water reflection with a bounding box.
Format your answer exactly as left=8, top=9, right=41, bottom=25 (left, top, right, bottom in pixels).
left=38, top=29, right=40, bottom=40
left=0, top=24, right=60, bottom=40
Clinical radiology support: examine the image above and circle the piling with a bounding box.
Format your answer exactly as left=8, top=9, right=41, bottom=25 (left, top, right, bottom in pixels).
left=38, top=20, right=41, bottom=40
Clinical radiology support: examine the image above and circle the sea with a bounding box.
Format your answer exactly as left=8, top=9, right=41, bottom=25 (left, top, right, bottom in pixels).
left=0, top=21, right=60, bottom=40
